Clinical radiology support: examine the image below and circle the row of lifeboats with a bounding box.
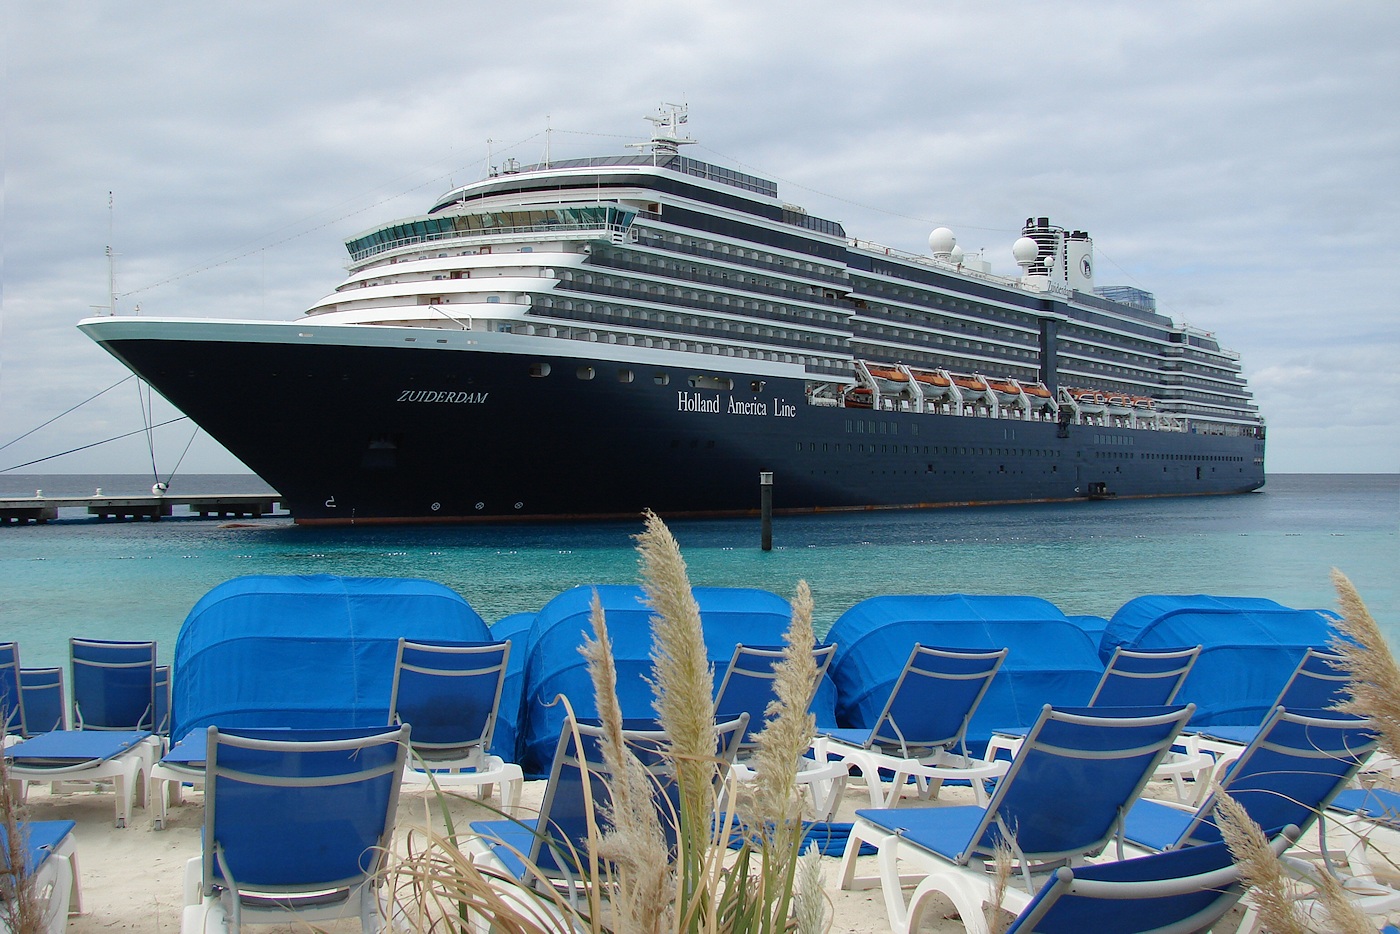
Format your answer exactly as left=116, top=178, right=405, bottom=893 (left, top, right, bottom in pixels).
left=844, top=363, right=1158, bottom=415
left=1065, top=388, right=1156, bottom=411
left=848, top=364, right=1057, bottom=410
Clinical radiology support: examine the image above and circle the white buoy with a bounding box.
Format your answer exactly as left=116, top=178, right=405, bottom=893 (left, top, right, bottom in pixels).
left=152, top=482, right=169, bottom=496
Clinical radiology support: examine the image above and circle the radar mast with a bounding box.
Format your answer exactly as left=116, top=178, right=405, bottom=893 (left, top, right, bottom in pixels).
left=628, top=102, right=695, bottom=157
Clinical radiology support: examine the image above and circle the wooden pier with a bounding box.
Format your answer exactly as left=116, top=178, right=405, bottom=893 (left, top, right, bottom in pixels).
left=0, top=493, right=283, bottom=524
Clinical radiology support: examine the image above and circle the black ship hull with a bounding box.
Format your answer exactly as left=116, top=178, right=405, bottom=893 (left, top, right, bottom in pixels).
left=83, top=320, right=1265, bottom=525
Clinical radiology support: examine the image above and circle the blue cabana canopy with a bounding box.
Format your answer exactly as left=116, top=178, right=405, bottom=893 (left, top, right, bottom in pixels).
left=825, top=594, right=1104, bottom=748
left=517, top=584, right=834, bottom=775
left=171, top=575, right=489, bottom=740
left=488, top=611, right=537, bottom=761
left=1099, top=595, right=1339, bottom=726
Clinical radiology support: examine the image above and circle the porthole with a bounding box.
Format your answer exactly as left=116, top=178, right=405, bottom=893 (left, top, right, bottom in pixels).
left=529, top=362, right=551, bottom=378
left=653, top=372, right=670, bottom=386
left=617, top=368, right=634, bottom=383
left=577, top=366, right=595, bottom=380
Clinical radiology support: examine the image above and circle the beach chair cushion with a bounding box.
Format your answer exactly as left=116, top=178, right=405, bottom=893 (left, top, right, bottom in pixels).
left=7, top=729, right=151, bottom=766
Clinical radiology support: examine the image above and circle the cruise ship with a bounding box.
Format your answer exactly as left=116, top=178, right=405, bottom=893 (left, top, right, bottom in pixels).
left=80, top=106, right=1265, bottom=525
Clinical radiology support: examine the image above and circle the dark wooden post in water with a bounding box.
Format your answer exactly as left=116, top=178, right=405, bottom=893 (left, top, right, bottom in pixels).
left=760, top=471, right=773, bottom=551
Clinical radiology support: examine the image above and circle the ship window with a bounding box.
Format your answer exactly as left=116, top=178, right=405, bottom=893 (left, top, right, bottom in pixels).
left=530, top=362, right=551, bottom=378
left=577, top=366, right=595, bottom=380
left=653, top=372, right=670, bottom=386
left=617, top=369, right=634, bottom=383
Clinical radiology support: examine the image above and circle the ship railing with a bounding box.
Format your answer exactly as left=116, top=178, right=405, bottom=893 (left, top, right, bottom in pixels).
left=348, top=222, right=632, bottom=262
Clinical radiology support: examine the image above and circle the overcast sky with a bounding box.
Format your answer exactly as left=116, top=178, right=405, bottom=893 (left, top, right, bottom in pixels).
left=3, top=1, right=1397, bottom=480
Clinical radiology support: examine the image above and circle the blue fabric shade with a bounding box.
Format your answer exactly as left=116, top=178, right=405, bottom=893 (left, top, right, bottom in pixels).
left=516, top=585, right=817, bottom=775
left=172, top=575, right=489, bottom=739
left=826, top=594, right=1104, bottom=746
left=1099, top=595, right=1338, bottom=726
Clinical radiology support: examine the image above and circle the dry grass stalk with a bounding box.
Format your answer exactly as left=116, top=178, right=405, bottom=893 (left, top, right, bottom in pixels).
left=1329, top=568, right=1400, bottom=765
left=1213, top=786, right=1309, bottom=934
left=1307, top=862, right=1374, bottom=934
left=388, top=824, right=583, bottom=933
left=982, top=837, right=1015, bottom=934
left=582, top=591, right=673, bottom=934
left=0, top=749, right=40, bottom=934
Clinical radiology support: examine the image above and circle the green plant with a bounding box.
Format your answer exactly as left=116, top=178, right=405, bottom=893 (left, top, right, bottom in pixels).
left=385, top=510, right=830, bottom=933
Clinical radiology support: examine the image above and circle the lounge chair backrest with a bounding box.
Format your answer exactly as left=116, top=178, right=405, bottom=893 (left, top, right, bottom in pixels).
left=1274, top=648, right=1349, bottom=710
left=1089, top=646, right=1200, bottom=707
left=1178, top=706, right=1376, bottom=848
left=19, top=667, right=66, bottom=735
left=867, top=645, right=1007, bottom=758
left=962, top=703, right=1194, bottom=866
left=389, top=639, right=510, bottom=763
left=0, top=643, right=24, bottom=736
left=1007, top=824, right=1301, bottom=933
left=714, top=642, right=836, bottom=748
left=154, top=666, right=171, bottom=736
left=70, top=638, right=157, bottom=731
left=531, top=713, right=749, bottom=879
left=201, top=725, right=409, bottom=902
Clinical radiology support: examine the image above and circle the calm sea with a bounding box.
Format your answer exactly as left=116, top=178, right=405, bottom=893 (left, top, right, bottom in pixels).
left=1, top=473, right=1395, bottom=669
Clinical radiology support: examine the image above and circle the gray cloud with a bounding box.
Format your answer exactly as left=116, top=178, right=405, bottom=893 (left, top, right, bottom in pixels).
left=3, top=1, right=1397, bottom=476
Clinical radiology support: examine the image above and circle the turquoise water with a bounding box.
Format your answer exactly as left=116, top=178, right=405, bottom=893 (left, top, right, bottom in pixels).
left=0, top=473, right=1395, bottom=669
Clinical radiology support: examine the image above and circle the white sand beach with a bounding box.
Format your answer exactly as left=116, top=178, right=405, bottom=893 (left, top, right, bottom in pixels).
left=24, top=770, right=1390, bottom=933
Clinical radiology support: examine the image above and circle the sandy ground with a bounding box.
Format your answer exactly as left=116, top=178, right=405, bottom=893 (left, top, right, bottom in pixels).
left=19, top=772, right=1396, bottom=933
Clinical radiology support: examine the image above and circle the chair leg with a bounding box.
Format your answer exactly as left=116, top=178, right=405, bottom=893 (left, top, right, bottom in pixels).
left=499, top=765, right=524, bottom=816
left=839, top=823, right=889, bottom=891
left=64, top=841, right=83, bottom=916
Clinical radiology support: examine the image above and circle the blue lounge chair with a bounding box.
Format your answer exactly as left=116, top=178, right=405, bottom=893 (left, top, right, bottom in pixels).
left=984, top=646, right=1210, bottom=801
left=1088, top=645, right=1201, bottom=707
left=0, top=819, right=82, bottom=933
left=0, top=642, right=25, bottom=738
left=1196, top=648, right=1348, bottom=749
left=839, top=703, right=1194, bottom=934
left=179, top=725, right=409, bottom=933
left=468, top=713, right=748, bottom=895
left=818, top=645, right=1010, bottom=808
left=7, top=729, right=155, bottom=828
left=388, top=639, right=523, bottom=810
left=1123, top=706, right=1377, bottom=854
left=70, top=638, right=157, bottom=732
left=7, top=640, right=161, bottom=826
left=20, top=668, right=68, bottom=736
left=714, top=642, right=847, bottom=820
left=1006, top=825, right=1301, bottom=934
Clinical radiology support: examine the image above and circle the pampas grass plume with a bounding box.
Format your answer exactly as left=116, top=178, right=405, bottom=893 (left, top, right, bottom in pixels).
left=635, top=509, right=717, bottom=800
left=1329, top=568, right=1400, bottom=765
left=581, top=591, right=672, bottom=934
left=1214, top=787, right=1308, bottom=934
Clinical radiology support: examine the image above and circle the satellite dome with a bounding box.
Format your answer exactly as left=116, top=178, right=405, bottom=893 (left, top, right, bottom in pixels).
left=928, top=227, right=956, bottom=257
left=1012, top=236, right=1041, bottom=267
left=949, top=244, right=965, bottom=264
